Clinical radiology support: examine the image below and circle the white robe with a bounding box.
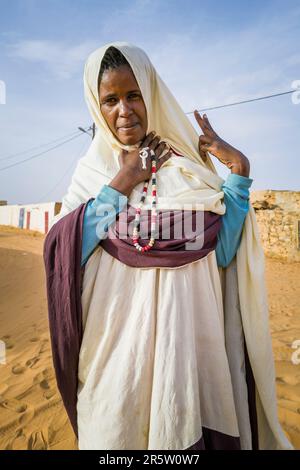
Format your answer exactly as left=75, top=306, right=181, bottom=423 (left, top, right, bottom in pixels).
left=77, top=247, right=252, bottom=450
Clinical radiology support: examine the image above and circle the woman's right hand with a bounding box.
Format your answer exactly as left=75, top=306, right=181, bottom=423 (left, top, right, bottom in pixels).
left=118, top=131, right=173, bottom=185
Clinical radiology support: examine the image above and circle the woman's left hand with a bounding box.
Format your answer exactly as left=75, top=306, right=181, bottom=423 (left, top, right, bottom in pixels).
left=194, top=110, right=250, bottom=177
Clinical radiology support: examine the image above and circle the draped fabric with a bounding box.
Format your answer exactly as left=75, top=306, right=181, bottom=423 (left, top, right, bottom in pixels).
left=44, top=202, right=257, bottom=449
left=44, top=41, right=293, bottom=449
left=100, top=203, right=222, bottom=268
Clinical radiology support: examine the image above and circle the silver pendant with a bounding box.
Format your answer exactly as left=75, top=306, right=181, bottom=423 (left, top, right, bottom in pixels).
left=139, top=147, right=149, bottom=170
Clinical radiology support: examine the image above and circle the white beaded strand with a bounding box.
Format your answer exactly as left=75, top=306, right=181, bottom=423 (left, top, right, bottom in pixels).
left=132, top=149, right=157, bottom=253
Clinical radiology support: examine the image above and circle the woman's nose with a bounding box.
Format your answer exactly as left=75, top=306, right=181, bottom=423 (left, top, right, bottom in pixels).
left=118, top=99, right=133, bottom=116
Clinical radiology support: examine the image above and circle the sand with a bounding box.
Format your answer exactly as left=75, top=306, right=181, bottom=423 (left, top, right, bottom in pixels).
left=0, top=225, right=299, bottom=450
left=0, top=226, right=77, bottom=450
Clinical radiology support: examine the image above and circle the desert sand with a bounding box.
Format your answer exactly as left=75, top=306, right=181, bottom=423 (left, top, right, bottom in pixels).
left=0, top=225, right=299, bottom=450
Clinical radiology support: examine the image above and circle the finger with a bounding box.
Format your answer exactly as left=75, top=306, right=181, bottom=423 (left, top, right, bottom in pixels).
left=202, top=114, right=215, bottom=132
left=194, top=110, right=214, bottom=136
left=149, top=135, right=161, bottom=150
left=199, top=148, right=208, bottom=162
left=140, top=131, right=156, bottom=148
left=199, top=134, right=212, bottom=145
left=194, top=110, right=205, bottom=131
left=198, top=142, right=207, bottom=162
left=156, top=150, right=172, bottom=170
left=199, top=143, right=212, bottom=152
left=155, top=141, right=169, bottom=157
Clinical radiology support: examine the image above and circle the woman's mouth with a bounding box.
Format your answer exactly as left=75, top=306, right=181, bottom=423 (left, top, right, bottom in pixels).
left=118, top=123, right=139, bottom=132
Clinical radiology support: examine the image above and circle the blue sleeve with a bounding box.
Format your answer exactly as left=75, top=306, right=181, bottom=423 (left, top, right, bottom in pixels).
left=215, top=173, right=253, bottom=268
left=81, top=184, right=128, bottom=267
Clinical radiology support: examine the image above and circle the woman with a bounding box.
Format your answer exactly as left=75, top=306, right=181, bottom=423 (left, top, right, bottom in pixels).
left=43, top=42, right=293, bottom=450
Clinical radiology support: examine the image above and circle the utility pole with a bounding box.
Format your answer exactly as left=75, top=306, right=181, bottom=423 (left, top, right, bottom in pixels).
left=78, top=125, right=95, bottom=139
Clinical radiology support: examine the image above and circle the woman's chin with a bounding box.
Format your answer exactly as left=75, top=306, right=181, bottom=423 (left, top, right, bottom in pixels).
left=117, top=131, right=145, bottom=146
left=123, top=138, right=141, bottom=146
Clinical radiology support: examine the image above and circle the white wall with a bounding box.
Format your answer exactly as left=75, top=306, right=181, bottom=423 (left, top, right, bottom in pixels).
left=0, top=202, right=60, bottom=234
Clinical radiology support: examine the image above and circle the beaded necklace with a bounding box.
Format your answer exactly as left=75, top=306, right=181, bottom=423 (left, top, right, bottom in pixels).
left=132, top=146, right=182, bottom=253
left=132, top=149, right=157, bottom=253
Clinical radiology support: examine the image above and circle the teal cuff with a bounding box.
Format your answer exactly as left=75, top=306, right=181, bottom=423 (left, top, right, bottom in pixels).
left=224, top=173, right=253, bottom=188
left=91, top=184, right=128, bottom=211
left=222, top=173, right=253, bottom=199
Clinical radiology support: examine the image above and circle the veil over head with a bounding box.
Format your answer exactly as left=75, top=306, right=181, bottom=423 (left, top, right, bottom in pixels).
left=52, top=41, right=227, bottom=223
left=83, top=41, right=217, bottom=168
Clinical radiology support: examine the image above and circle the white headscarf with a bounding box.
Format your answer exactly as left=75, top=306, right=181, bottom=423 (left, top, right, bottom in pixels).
left=51, top=41, right=293, bottom=449
left=52, top=41, right=226, bottom=220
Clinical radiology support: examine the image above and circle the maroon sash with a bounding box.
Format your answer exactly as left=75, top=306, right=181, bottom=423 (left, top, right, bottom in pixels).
left=101, top=203, right=222, bottom=268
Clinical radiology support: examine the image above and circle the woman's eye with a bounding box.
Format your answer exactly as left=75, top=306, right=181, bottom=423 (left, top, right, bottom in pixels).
left=104, top=94, right=140, bottom=105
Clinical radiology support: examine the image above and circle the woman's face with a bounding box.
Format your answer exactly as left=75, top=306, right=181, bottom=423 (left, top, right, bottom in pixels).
left=98, top=65, right=148, bottom=145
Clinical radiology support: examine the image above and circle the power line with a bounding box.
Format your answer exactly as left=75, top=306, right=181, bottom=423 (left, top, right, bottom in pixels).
left=186, top=89, right=294, bottom=114
left=78, top=126, right=92, bottom=137
left=0, top=88, right=294, bottom=172
left=0, top=131, right=87, bottom=172
left=0, top=128, right=86, bottom=162
left=39, top=136, right=90, bottom=202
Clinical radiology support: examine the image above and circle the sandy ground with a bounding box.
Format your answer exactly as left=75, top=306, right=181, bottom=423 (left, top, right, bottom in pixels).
left=0, top=225, right=299, bottom=450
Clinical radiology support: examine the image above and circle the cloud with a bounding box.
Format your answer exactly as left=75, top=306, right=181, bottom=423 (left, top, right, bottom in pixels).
left=7, top=39, right=98, bottom=79
left=148, top=3, right=300, bottom=111
left=1, top=0, right=299, bottom=203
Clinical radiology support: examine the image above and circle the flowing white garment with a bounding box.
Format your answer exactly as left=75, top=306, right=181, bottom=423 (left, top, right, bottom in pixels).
left=51, top=41, right=293, bottom=450
left=77, top=248, right=252, bottom=450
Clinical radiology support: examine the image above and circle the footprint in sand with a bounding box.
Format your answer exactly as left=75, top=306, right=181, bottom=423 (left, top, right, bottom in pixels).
left=0, top=396, right=27, bottom=413
left=38, top=340, right=49, bottom=354
left=1, top=335, right=14, bottom=349
left=33, top=369, right=52, bottom=390
left=43, top=389, right=56, bottom=400
left=26, top=356, right=40, bottom=368
left=5, top=429, right=27, bottom=450
left=27, top=430, right=48, bottom=450
left=12, top=364, right=26, bottom=375
left=29, top=337, right=39, bottom=343
left=39, top=379, right=50, bottom=390
left=33, top=368, right=52, bottom=382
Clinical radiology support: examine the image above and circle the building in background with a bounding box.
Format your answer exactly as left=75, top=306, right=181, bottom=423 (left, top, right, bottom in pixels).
left=1, top=191, right=300, bottom=259
left=0, top=202, right=62, bottom=234
left=251, top=190, right=300, bottom=262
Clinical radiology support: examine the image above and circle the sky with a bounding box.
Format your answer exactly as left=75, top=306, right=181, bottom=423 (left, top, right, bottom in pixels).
left=0, top=0, right=299, bottom=204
